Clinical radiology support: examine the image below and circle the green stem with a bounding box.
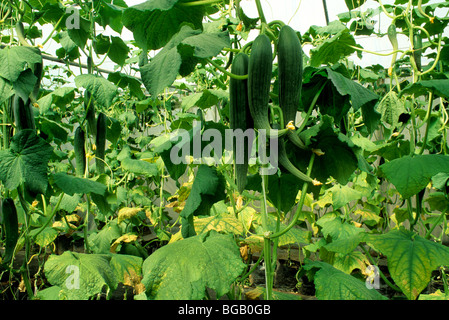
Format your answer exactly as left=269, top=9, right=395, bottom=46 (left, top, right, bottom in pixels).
left=348, top=45, right=405, bottom=57
left=32, top=193, right=64, bottom=240
left=418, top=91, right=434, bottom=155
left=375, top=0, right=397, bottom=20
left=297, top=82, right=326, bottom=134
left=206, top=58, right=248, bottom=80
left=41, top=15, right=64, bottom=46
left=260, top=174, right=274, bottom=300
left=84, top=194, right=92, bottom=253
left=425, top=209, right=446, bottom=239
left=269, top=153, right=316, bottom=239
left=417, top=34, right=442, bottom=76
left=255, top=0, right=267, bottom=24
left=441, top=266, right=449, bottom=295
left=408, top=97, right=417, bottom=155
left=239, top=251, right=264, bottom=282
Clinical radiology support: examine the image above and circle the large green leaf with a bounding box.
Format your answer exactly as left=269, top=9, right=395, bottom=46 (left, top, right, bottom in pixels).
left=108, top=36, right=130, bottom=66
left=301, top=66, right=378, bottom=122
left=326, top=68, right=379, bottom=111
left=120, top=158, right=159, bottom=177
left=52, top=172, right=107, bottom=196
left=141, top=231, right=246, bottom=300
left=67, top=14, right=91, bottom=49
left=400, top=79, right=449, bottom=99
left=310, top=29, right=357, bottom=67
left=107, top=72, right=144, bottom=99
left=181, top=89, right=228, bottom=112
left=122, top=0, right=205, bottom=50
left=38, top=118, right=68, bottom=143
left=37, top=87, right=76, bottom=115
left=0, top=76, right=14, bottom=104
left=88, top=220, right=122, bottom=254
left=12, top=69, right=37, bottom=101
left=380, top=154, right=449, bottom=199
left=109, top=254, right=143, bottom=291
left=267, top=173, right=303, bottom=213
left=326, top=185, right=363, bottom=209
left=74, top=74, right=118, bottom=107
left=180, top=165, right=226, bottom=238
left=140, top=23, right=230, bottom=96
left=298, top=116, right=358, bottom=184
left=365, top=229, right=449, bottom=300
left=0, top=130, right=53, bottom=194
left=44, top=251, right=118, bottom=300
left=0, top=46, right=42, bottom=82
left=96, top=1, right=127, bottom=34
left=303, top=260, right=387, bottom=300
left=377, top=91, right=407, bottom=128
left=317, top=215, right=365, bottom=241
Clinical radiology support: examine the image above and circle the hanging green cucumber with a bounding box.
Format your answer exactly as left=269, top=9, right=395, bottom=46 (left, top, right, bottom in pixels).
left=413, top=31, right=423, bottom=72
left=74, top=126, right=86, bottom=177
left=95, top=112, right=107, bottom=174
left=15, top=21, right=31, bottom=47
left=87, top=56, right=93, bottom=74
left=84, top=90, right=97, bottom=138
left=1, top=198, right=19, bottom=265
left=278, top=140, right=316, bottom=184
left=12, top=95, right=35, bottom=132
left=387, top=23, right=398, bottom=76
left=277, top=25, right=306, bottom=150
left=230, top=52, right=254, bottom=194
left=248, top=34, right=289, bottom=138
left=30, top=60, right=43, bottom=102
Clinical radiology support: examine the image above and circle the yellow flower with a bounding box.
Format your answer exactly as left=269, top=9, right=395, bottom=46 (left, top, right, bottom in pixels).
left=236, top=22, right=243, bottom=32
left=286, top=120, right=295, bottom=130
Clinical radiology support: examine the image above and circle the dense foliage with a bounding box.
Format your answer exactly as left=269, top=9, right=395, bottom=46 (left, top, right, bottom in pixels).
left=1, top=0, right=449, bottom=300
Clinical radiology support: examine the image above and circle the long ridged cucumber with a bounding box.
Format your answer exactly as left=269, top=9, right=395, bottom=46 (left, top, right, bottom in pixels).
left=248, top=34, right=288, bottom=138
left=230, top=52, right=253, bottom=193
left=277, top=25, right=306, bottom=149
left=95, top=112, right=107, bottom=174
left=387, top=23, right=398, bottom=75
left=413, top=31, right=423, bottom=72
left=30, top=60, right=43, bottom=102
left=15, top=21, right=31, bottom=47
left=12, top=95, right=35, bottom=132
left=74, top=126, right=86, bottom=177
left=1, top=198, right=19, bottom=265
left=84, top=90, right=97, bottom=138
left=278, top=140, right=313, bottom=184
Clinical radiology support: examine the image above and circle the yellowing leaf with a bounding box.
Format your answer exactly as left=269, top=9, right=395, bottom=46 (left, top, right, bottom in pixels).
left=194, top=214, right=244, bottom=235
left=110, top=234, right=138, bottom=253
left=118, top=207, right=143, bottom=223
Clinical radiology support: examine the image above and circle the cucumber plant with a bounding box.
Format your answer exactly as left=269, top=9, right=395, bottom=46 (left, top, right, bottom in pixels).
left=0, top=0, right=447, bottom=302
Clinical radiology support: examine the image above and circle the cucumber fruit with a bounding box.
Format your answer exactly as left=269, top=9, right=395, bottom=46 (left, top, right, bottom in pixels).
left=12, top=95, right=35, bottom=132
left=230, top=52, right=253, bottom=193
left=95, top=112, right=107, bottom=174
left=248, top=34, right=278, bottom=136
left=277, top=25, right=306, bottom=149
left=74, top=126, right=86, bottom=177
left=1, top=198, right=19, bottom=265
left=413, top=31, right=423, bottom=72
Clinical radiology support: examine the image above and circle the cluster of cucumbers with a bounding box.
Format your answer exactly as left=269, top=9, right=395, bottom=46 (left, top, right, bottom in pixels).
left=229, top=25, right=316, bottom=194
